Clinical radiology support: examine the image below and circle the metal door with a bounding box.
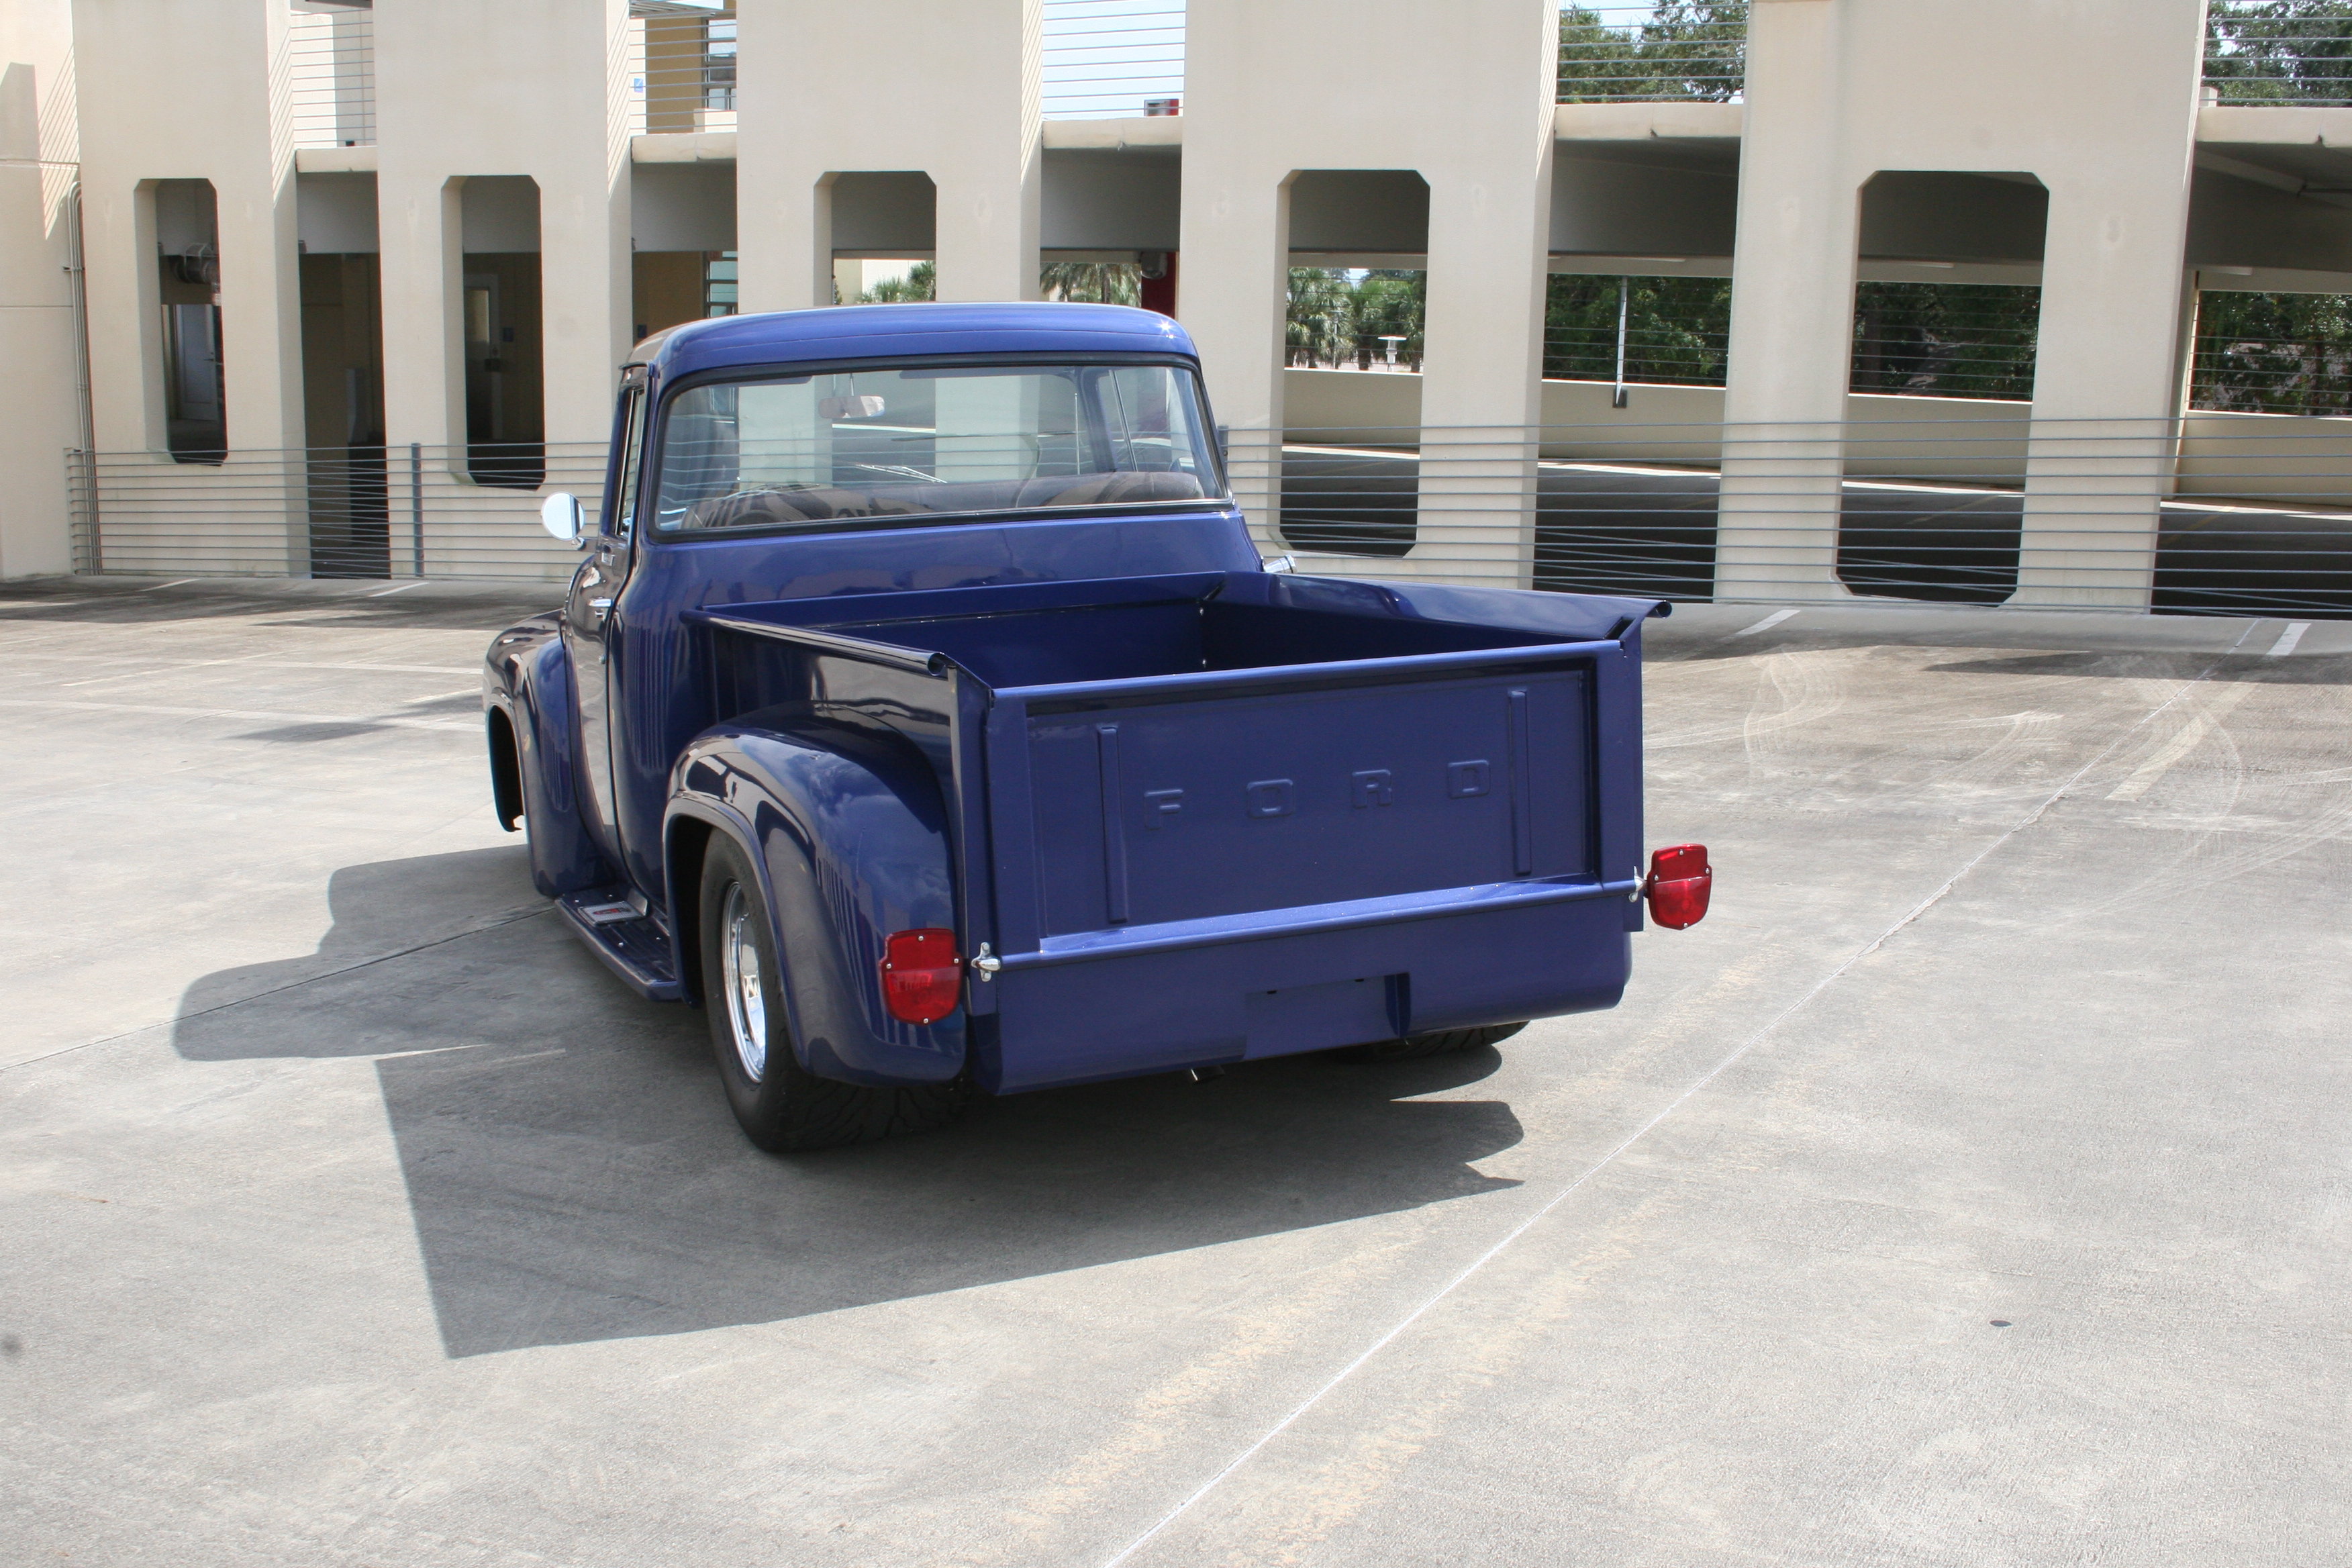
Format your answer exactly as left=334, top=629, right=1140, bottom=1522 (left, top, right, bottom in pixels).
left=560, top=382, right=648, bottom=866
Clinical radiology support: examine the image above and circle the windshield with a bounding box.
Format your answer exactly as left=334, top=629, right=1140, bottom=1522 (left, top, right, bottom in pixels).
left=652, top=360, right=1222, bottom=531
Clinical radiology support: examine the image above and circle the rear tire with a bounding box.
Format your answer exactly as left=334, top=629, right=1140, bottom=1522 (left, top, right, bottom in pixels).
left=1328, top=1022, right=1526, bottom=1064
left=698, top=836, right=968, bottom=1152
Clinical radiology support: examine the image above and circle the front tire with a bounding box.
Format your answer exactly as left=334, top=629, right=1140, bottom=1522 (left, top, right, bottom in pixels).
left=1328, top=1022, right=1526, bottom=1064
left=698, top=836, right=967, bottom=1152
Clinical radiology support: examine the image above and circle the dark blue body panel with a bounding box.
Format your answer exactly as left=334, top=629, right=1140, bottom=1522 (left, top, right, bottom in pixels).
left=482, top=616, right=604, bottom=899
left=482, top=303, right=1665, bottom=1097
left=701, top=569, right=1657, bottom=1091
left=667, top=720, right=965, bottom=1085
left=609, top=510, right=1262, bottom=903
left=645, top=301, right=1199, bottom=385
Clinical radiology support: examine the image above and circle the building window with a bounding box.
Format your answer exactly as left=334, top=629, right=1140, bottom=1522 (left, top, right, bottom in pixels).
left=704, top=251, right=738, bottom=316
left=704, top=17, right=736, bottom=110
left=154, top=178, right=226, bottom=462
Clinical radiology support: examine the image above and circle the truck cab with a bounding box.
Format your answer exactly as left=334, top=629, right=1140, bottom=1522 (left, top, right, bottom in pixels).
left=483, top=302, right=1708, bottom=1152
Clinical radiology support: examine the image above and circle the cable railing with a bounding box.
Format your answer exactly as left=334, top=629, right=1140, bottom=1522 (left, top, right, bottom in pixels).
left=1042, top=0, right=1184, bottom=120
left=1226, top=417, right=2352, bottom=616
left=287, top=5, right=375, bottom=150
left=1557, top=3, right=1747, bottom=105
left=2204, top=1, right=2352, bottom=107
left=68, top=443, right=606, bottom=583
left=2192, top=338, right=2352, bottom=416
left=68, top=417, right=2352, bottom=618
left=628, top=6, right=736, bottom=137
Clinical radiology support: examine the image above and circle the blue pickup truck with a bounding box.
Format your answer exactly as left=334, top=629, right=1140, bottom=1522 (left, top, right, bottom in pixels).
left=483, top=302, right=1709, bottom=1152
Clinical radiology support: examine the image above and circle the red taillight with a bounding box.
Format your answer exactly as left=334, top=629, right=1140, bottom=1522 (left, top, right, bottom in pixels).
left=881, top=929, right=962, bottom=1024
left=1644, top=844, right=1712, bottom=930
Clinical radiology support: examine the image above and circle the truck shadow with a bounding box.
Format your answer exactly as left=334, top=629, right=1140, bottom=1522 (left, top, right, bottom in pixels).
left=172, top=847, right=1526, bottom=1359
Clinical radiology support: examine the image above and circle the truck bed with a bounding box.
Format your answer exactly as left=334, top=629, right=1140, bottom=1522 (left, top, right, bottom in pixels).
left=691, top=571, right=1660, bottom=1091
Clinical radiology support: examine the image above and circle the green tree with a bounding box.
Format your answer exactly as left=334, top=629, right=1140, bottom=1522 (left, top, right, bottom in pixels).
left=2205, top=2, right=2352, bottom=106
left=1558, top=3, right=1747, bottom=104
left=1849, top=282, right=2040, bottom=401
left=860, top=261, right=935, bottom=303
left=1285, top=268, right=1355, bottom=366
left=1039, top=261, right=1141, bottom=305
left=1543, top=275, right=1733, bottom=385
left=1348, top=271, right=1425, bottom=370
left=2192, top=289, right=2352, bottom=413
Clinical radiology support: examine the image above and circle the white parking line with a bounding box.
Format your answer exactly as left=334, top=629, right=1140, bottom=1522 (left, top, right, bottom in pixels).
left=136, top=579, right=196, bottom=592
left=1093, top=622, right=2261, bottom=1568
left=2267, top=622, right=2310, bottom=658
left=0, top=697, right=475, bottom=732
left=1732, top=609, right=1801, bottom=637
left=366, top=581, right=429, bottom=597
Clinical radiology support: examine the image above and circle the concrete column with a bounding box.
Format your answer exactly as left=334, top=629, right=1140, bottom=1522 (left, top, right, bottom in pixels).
left=1181, top=0, right=1557, bottom=581
left=0, top=0, right=83, bottom=577
left=375, top=175, right=465, bottom=452
left=72, top=0, right=307, bottom=570
left=75, top=0, right=305, bottom=454
left=1717, top=0, right=1853, bottom=601
left=373, top=0, right=632, bottom=454
left=736, top=1, right=1041, bottom=313
left=1176, top=152, right=1289, bottom=550
left=2014, top=133, right=2202, bottom=607
left=1722, top=0, right=2208, bottom=609
left=1414, top=154, right=1555, bottom=589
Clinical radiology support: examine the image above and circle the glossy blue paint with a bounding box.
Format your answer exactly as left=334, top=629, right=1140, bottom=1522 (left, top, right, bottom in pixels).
left=703, top=569, right=1659, bottom=1092
left=486, top=303, right=1676, bottom=1099
left=668, top=720, right=966, bottom=1085
left=481, top=615, right=607, bottom=898
left=640, top=301, right=1201, bottom=387
left=607, top=510, right=1262, bottom=908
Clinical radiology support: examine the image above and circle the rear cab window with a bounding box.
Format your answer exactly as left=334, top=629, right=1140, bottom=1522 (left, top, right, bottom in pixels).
left=650, top=359, right=1224, bottom=532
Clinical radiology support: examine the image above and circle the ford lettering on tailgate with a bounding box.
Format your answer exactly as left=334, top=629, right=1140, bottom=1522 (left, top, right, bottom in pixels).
left=1025, top=669, right=1592, bottom=936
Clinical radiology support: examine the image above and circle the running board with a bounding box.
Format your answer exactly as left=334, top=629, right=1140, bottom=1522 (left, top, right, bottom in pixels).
left=556, top=889, right=685, bottom=1002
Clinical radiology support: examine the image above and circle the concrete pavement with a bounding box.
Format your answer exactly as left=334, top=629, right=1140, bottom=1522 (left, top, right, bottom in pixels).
left=3, top=577, right=2347, bottom=1565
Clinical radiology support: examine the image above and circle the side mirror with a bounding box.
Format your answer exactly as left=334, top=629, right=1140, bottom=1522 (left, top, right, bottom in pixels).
left=540, top=492, right=586, bottom=547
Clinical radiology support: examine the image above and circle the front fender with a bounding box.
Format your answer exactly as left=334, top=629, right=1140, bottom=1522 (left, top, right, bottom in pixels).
left=485, top=614, right=605, bottom=898
left=668, top=718, right=963, bottom=1087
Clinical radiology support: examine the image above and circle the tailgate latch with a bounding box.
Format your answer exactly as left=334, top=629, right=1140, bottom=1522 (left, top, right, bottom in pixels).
left=1643, top=844, right=1712, bottom=930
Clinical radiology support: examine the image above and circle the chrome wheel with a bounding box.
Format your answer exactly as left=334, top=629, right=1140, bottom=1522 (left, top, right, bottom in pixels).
left=720, top=881, right=768, bottom=1082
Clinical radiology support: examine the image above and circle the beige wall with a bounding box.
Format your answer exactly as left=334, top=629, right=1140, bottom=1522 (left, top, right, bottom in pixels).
left=372, top=0, right=631, bottom=457
left=71, top=0, right=305, bottom=569
left=1180, top=0, right=1557, bottom=583
left=0, top=0, right=80, bottom=577
left=735, top=0, right=1040, bottom=311
left=1721, top=0, right=2210, bottom=607
left=14, top=0, right=2352, bottom=596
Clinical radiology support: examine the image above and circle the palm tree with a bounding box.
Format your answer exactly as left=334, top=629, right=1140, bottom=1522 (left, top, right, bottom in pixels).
left=1348, top=271, right=1425, bottom=371
left=861, top=261, right=936, bottom=303
left=1285, top=268, right=1354, bottom=366
left=1039, top=262, right=1140, bottom=305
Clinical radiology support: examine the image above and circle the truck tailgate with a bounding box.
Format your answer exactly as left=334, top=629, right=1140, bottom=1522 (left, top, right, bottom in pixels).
left=1024, top=665, right=1587, bottom=931
left=695, top=571, right=1655, bottom=1094
left=978, top=634, right=1643, bottom=1091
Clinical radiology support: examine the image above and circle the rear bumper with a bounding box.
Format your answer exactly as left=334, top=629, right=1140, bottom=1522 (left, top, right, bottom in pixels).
left=973, top=878, right=1636, bottom=1093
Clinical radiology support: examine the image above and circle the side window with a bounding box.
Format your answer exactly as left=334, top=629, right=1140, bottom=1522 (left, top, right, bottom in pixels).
left=610, top=388, right=648, bottom=537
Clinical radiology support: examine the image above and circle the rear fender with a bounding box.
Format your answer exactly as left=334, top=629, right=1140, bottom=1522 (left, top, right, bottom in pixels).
left=484, top=615, right=605, bottom=897
left=667, top=719, right=964, bottom=1087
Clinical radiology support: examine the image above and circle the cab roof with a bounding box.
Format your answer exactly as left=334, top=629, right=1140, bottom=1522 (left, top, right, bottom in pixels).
left=630, top=301, right=1200, bottom=381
